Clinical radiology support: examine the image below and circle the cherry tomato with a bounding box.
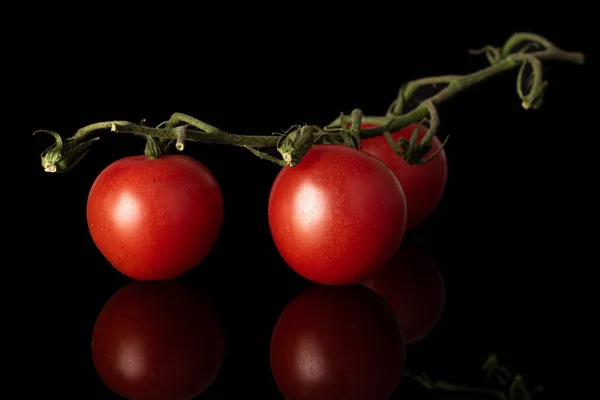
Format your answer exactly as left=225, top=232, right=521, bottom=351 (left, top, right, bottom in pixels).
left=268, top=145, right=407, bottom=285
left=360, top=122, right=448, bottom=231
left=91, top=281, right=225, bottom=400
left=362, top=240, right=445, bottom=343
left=86, top=154, right=223, bottom=280
left=270, top=284, right=405, bottom=399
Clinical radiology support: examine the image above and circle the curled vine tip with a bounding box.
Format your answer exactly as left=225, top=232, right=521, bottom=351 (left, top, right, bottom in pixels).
left=517, top=54, right=547, bottom=110
left=469, top=45, right=501, bottom=65
left=34, top=130, right=99, bottom=173
left=277, top=125, right=317, bottom=167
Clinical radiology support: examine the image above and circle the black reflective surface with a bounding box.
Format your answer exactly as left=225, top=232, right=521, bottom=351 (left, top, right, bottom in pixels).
left=21, top=22, right=589, bottom=399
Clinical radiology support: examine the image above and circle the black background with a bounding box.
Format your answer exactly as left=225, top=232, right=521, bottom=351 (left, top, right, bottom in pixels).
left=15, top=8, right=593, bottom=399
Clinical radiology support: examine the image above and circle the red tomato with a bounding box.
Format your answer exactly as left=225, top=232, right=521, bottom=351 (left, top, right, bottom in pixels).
left=86, top=154, right=223, bottom=280
left=270, top=284, right=405, bottom=399
left=268, top=145, right=407, bottom=285
left=360, top=122, right=448, bottom=231
left=91, top=281, right=225, bottom=400
left=362, top=240, right=445, bottom=343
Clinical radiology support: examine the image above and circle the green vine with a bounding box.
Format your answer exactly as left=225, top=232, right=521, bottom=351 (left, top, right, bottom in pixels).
left=34, top=32, right=583, bottom=173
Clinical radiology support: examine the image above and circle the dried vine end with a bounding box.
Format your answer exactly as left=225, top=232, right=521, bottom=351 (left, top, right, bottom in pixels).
left=277, top=125, right=317, bottom=167
left=175, top=126, right=187, bottom=151
left=34, top=130, right=99, bottom=173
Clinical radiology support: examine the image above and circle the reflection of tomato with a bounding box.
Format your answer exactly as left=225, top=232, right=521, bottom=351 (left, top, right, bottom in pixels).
left=362, top=241, right=445, bottom=344
left=91, top=281, right=225, bottom=400
left=268, top=144, right=407, bottom=285
left=360, top=123, right=448, bottom=231
left=270, top=285, right=405, bottom=399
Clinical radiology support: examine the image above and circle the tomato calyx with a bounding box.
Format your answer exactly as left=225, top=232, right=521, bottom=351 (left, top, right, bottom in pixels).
left=327, top=105, right=448, bottom=167
left=274, top=117, right=368, bottom=167
left=276, top=125, right=318, bottom=167
left=384, top=102, right=449, bottom=166
left=335, top=108, right=364, bottom=150
left=34, top=130, right=99, bottom=173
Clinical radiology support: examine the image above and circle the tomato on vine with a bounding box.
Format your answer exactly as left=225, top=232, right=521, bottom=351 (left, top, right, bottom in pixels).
left=361, top=240, right=445, bottom=343
left=268, top=144, right=407, bottom=285
left=270, top=284, right=405, bottom=399
left=86, top=154, right=224, bottom=280
left=360, top=122, right=448, bottom=231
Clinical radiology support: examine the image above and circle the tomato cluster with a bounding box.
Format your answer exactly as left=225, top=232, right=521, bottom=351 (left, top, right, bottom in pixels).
left=86, top=124, right=448, bottom=398
left=86, top=124, right=446, bottom=284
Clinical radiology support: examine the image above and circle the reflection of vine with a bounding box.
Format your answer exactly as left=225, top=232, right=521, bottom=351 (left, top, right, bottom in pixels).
left=407, top=354, right=543, bottom=399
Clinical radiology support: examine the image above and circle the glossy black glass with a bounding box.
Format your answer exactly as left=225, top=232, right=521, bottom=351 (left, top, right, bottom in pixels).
left=22, top=24, right=588, bottom=399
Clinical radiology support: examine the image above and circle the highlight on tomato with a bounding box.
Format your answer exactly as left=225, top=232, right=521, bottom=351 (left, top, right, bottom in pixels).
left=360, top=122, right=448, bottom=231
left=268, top=144, right=408, bottom=285
left=91, top=281, right=225, bottom=400
left=361, top=240, right=445, bottom=344
left=270, top=284, right=405, bottom=400
left=86, top=154, right=224, bottom=280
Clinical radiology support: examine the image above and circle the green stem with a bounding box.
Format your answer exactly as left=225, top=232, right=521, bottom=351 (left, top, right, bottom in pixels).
left=111, top=121, right=280, bottom=147
left=69, top=118, right=280, bottom=148
left=328, top=45, right=583, bottom=138
left=389, top=75, right=459, bottom=116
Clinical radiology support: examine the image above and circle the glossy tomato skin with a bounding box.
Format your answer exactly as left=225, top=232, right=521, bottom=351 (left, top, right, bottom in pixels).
left=362, top=241, right=445, bottom=343
left=91, top=281, right=225, bottom=400
left=270, top=284, right=405, bottom=400
left=268, top=145, right=407, bottom=285
left=87, top=154, right=223, bottom=280
left=361, top=123, right=448, bottom=231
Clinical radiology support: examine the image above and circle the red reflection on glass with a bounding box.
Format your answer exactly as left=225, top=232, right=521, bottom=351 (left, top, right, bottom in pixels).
left=91, top=281, right=225, bottom=400
left=270, top=285, right=405, bottom=400
left=362, top=241, right=445, bottom=344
